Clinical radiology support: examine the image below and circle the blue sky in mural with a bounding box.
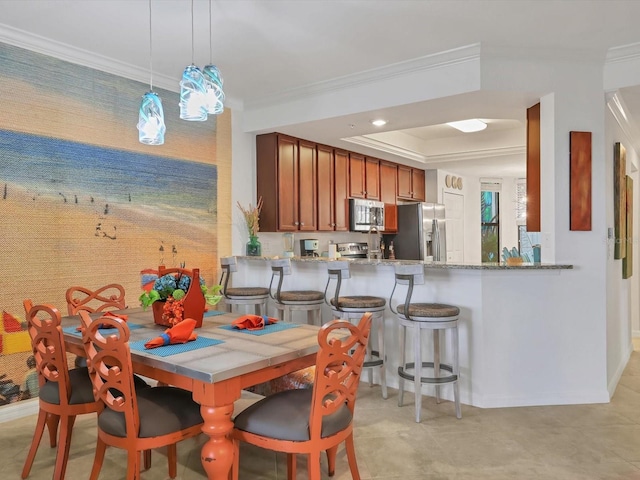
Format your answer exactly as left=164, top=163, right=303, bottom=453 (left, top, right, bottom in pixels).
left=0, top=129, right=216, bottom=215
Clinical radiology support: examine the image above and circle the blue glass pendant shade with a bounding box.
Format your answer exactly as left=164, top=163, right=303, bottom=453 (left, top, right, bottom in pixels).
left=203, top=64, right=225, bottom=115
left=137, top=91, right=166, bottom=145
left=179, top=64, right=208, bottom=121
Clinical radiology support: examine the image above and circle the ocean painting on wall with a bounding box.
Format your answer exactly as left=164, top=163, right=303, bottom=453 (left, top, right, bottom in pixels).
left=0, top=41, right=230, bottom=405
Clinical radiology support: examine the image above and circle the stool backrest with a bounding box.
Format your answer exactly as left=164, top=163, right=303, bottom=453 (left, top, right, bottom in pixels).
left=389, top=264, right=425, bottom=316
left=269, top=258, right=292, bottom=301
left=219, top=256, right=237, bottom=298
left=324, top=261, right=351, bottom=309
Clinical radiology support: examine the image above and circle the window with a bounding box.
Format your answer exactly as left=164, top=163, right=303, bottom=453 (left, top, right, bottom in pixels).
left=481, top=184, right=500, bottom=263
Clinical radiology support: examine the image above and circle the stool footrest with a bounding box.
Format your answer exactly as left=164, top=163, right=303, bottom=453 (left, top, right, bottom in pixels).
left=398, top=362, right=458, bottom=385
left=361, top=349, right=383, bottom=368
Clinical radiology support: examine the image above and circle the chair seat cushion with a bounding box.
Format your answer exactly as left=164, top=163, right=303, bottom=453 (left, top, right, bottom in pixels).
left=331, top=296, right=385, bottom=309
left=226, top=287, right=269, bottom=297
left=234, top=388, right=352, bottom=441
left=39, top=367, right=150, bottom=405
left=278, top=290, right=325, bottom=302
left=98, top=386, right=203, bottom=438
left=397, top=303, right=460, bottom=318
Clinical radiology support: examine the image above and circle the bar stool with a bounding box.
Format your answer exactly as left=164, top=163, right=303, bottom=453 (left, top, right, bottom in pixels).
left=269, top=258, right=324, bottom=325
left=219, top=256, right=269, bottom=315
left=324, top=261, right=387, bottom=399
left=389, top=264, right=461, bottom=422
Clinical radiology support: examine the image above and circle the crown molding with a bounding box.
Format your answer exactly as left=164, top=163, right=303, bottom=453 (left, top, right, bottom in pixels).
left=423, top=145, right=526, bottom=164
left=245, top=43, right=481, bottom=109
left=342, top=134, right=525, bottom=165
left=341, top=135, right=427, bottom=162
left=0, top=24, right=179, bottom=92
left=605, top=42, right=640, bottom=65
left=607, top=91, right=640, bottom=162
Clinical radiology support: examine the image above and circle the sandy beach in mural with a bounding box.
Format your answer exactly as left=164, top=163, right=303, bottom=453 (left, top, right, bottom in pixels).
left=0, top=181, right=218, bottom=320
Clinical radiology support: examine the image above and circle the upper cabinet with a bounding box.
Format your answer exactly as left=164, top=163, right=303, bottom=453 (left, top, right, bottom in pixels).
left=349, top=154, right=380, bottom=200
left=257, top=133, right=317, bottom=232
left=397, top=165, right=426, bottom=202
left=317, top=146, right=349, bottom=231
left=257, top=132, right=427, bottom=232
left=379, top=161, right=398, bottom=233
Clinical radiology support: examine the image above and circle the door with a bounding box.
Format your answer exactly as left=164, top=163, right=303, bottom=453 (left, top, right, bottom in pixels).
left=277, top=135, right=298, bottom=231
left=443, top=192, right=464, bottom=263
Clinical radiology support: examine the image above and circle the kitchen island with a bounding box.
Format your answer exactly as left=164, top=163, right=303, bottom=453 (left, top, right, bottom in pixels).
left=229, top=256, right=605, bottom=410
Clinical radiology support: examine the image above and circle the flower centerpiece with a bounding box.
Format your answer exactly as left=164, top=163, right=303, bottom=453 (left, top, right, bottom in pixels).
left=237, top=196, right=264, bottom=256
left=139, top=266, right=222, bottom=327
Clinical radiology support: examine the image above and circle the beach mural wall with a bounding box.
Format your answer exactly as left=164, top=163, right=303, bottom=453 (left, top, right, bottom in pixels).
left=0, top=42, right=232, bottom=405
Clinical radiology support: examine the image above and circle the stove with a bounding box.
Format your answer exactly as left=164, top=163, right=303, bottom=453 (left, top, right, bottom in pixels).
left=336, top=242, right=368, bottom=259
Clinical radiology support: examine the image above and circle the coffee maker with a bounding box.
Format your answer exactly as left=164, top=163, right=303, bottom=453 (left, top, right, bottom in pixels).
left=300, top=239, right=319, bottom=257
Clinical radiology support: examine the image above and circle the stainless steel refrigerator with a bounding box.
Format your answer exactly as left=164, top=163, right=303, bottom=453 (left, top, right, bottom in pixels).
left=394, top=203, right=447, bottom=261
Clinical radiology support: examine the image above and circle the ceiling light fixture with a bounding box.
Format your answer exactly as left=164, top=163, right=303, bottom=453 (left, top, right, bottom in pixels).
left=371, top=119, right=387, bottom=127
left=137, top=0, right=166, bottom=145
left=179, top=0, right=208, bottom=121
left=202, top=0, right=224, bottom=115
left=447, top=119, right=487, bottom=133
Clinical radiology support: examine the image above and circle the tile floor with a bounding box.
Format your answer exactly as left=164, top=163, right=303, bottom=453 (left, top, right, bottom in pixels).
left=5, top=343, right=640, bottom=479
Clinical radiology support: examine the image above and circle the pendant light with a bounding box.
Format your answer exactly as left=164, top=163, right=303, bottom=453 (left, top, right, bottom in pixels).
left=179, top=0, right=208, bottom=121
left=137, top=0, right=166, bottom=145
left=203, top=0, right=224, bottom=115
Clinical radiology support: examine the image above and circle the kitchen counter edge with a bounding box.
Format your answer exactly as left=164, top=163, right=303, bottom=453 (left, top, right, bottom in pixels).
left=236, top=256, right=573, bottom=270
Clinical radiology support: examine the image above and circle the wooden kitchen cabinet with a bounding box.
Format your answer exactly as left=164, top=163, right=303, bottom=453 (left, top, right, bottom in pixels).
left=317, top=145, right=349, bottom=231
left=349, top=154, right=380, bottom=200
left=380, top=161, right=398, bottom=232
left=256, top=133, right=317, bottom=232
left=397, top=165, right=425, bottom=202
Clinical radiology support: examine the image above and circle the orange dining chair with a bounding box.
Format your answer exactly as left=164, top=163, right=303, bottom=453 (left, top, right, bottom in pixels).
left=79, top=311, right=204, bottom=479
left=231, top=312, right=373, bottom=480
left=21, top=299, right=102, bottom=480
left=65, top=283, right=126, bottom=315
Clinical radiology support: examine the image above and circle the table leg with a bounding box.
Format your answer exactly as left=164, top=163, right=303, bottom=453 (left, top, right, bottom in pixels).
left=200, top=403, right=235, bottom=479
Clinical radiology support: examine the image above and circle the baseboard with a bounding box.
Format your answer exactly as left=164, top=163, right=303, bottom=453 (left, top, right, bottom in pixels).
left=608, top=341, right=634, bottom=398
left=0, top=398, right=38, bottom=423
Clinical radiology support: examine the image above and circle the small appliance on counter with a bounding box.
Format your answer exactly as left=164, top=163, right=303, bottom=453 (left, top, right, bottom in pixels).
left=336, top=242, right=368, bottom=259
left=282, top=232, right=295, bottom=258
left=300, top=239, right=319, bottom=257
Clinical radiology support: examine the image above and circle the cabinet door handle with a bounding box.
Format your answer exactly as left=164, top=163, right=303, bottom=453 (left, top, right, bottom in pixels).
left=300, top=222, right=305, bottom=226
left=294, top=221, right=299, bottom=226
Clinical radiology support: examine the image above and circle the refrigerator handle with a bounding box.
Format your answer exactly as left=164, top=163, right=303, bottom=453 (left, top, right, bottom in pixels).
left=433, top=219, right=440, bottom=261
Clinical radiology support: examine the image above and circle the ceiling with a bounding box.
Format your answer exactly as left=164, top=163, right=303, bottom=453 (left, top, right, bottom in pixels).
left=2, top=0, right=640, bottom=177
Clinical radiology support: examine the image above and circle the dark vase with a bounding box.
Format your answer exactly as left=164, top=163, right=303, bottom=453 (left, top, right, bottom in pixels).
left=246, top=235, right=262, bottom=256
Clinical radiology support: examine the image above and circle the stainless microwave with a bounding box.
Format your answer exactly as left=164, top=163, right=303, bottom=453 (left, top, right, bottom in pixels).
left=349, top=198, right=385, bottom=232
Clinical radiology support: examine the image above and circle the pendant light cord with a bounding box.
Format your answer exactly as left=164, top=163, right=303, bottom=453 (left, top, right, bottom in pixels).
left=148, top=0, right=153, bottom=91
left=209, top=0, right=212, bottom=63
left=191, top=0, right=195, bottom=64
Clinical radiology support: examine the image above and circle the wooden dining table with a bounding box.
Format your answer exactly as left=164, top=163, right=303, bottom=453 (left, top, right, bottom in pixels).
left=61, top=308, right=323, bottom=479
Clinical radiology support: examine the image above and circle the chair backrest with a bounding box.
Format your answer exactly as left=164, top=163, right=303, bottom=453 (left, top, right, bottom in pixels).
left=308, top=313, right=372, bottom=440
left=23, top=299, right=72, bottom=405
left=323, top=261, right=351, bottom=308
left=219, top=256, right=238, bottom=298
left=66, top=283, right=126, bottom=315
left=269, top=258, right=292, bottom=301
left=79, top=311, right=139, bottom=434
left=389, top=264, right=424, bottom=315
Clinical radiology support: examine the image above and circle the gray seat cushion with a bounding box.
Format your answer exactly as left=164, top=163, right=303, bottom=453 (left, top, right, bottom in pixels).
left=98, top=386, right=202, bottom=438
left=226, top=287, right=269, bottom=297
left=234, top=388, right=352, bottom=441
left=397, top=303, right=460, bottom=318
left=39, top=367, right=150, bottom=405
left=331, top=295, right=386, bottom=309
left=278, top=290, right=325, bottom=302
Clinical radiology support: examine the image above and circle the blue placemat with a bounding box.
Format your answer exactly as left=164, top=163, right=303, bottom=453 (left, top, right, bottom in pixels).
left=63, top=323, right=144, bottom=337
left=129, top=336, right=224, bottom=357
left=203, top=310, right=226, bottom=317
left=219, top=322, right=300, bottom=336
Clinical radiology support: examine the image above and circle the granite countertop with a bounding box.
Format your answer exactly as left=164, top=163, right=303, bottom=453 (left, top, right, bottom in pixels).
left=237, top=256, right=573, bottom=270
